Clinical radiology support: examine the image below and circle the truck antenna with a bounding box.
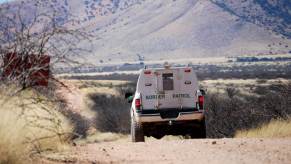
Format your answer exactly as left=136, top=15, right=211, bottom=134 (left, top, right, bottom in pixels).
left=187, top=62, right=192, bottom=67
left=164, top=61, right=171, bottom=69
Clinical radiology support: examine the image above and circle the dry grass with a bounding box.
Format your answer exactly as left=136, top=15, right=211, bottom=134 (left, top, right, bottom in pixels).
left=66, top=79, right=128, bottom=86
left=0, top=109, right=28, bottom=163
left=65, top=79, right=128, bottom=95
left=235, top=119, right=291, bottom=138
left=0, top=87, right=73, bottom=163
left=201, top=78, right=289, bottom=96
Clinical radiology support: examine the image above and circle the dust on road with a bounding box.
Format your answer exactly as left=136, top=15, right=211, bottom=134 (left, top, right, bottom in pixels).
left=41, top=138, right=291, bottom=164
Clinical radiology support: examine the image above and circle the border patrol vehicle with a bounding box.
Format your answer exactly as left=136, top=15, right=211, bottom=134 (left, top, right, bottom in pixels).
left=126, top=64, right=206, bottom=142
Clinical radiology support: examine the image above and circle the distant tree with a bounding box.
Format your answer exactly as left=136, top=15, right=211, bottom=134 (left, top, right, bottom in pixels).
left=0, top=0, right=92, bottom=90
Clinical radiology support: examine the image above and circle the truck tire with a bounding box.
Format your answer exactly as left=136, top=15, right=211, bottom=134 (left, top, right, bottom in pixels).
left=198, top=120, right=207, bottom=138
left=191, top=120, right=206, bottom=139
left=131, top=117, right=145, bottom=142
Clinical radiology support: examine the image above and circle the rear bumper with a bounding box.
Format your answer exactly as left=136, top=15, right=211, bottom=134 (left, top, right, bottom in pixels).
left=135, top=108, right=204, bottom=123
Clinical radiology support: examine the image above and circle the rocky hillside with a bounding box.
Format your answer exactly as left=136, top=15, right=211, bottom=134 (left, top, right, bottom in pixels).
left=1, top=0, right=290, bottom=64
left=211, top=0, right=291, bottom=39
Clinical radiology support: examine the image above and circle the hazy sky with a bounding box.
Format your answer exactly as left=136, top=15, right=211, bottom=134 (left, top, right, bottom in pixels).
left=0, top=0, right=11, bottom=3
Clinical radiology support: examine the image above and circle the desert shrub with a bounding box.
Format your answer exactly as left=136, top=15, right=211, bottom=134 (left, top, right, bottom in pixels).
left=0, top=109, right=28, bottom=164
left=256, top=79, right=267, bottom=84
left=88, top=83, right=136, bottom=134
left=253, top=85, right=268, bottom=95
left=206, top=82, right=291, bottom=138
left=225, top=87, right=240, bottom=98
left=58, top=101, right=90, bottom=139
left=0, top=86, right=73, bottom=163
left=89, top=94, right=131, bottom=134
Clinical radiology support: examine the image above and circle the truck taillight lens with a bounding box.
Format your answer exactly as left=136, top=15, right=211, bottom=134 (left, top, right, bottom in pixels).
left=144, top=71, right=151, bottom=75
left=135, top=99, right=141, bottom=110
left=198, top=96, right=204, bottom=110
left=184, top=69, right=191, bottom=73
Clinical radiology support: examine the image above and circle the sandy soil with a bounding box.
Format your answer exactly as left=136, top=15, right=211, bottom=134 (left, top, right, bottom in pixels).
left=41, top=138, right=291, bottom=164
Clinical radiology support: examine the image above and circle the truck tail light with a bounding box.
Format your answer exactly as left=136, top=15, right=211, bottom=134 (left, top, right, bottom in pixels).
left=144, top=71, right=151, bottom=75
left=198, top=96, right=204, bottom=110
left=184, top=69, right=191, bottom=73
left=135, top=99, right=141, bottom=110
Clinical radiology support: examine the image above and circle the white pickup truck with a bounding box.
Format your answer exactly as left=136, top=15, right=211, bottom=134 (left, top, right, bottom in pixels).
left=126, top=65, right=206, bottom=142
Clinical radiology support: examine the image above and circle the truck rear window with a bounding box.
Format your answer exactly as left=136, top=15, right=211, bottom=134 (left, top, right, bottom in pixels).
left=163, top=73, right=174, bottom=90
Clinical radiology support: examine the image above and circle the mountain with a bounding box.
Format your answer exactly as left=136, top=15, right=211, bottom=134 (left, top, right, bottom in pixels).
left=1, top=0, right=291, bottom=64
left=211, top=0, right=291, bottom=39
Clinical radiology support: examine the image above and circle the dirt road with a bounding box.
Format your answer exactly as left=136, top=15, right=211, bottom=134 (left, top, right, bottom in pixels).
left=43, top=138, right=291, bottom=164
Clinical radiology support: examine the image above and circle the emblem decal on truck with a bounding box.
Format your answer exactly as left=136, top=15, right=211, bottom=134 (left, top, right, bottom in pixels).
left=146, top=94, right=165, bottom=100
left=145, top=94, right=191, bottom=99
left=172, top=94, right=190, bottom=98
